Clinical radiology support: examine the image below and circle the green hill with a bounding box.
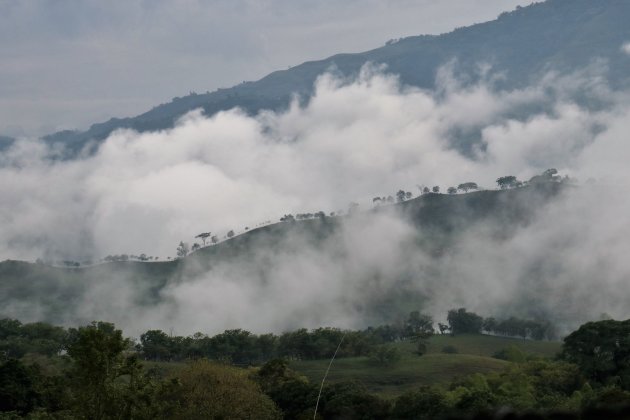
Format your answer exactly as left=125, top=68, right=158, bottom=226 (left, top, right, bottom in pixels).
left=0, top=183, right=567, bottom=329
left=291, top=334, right=561, bottom=397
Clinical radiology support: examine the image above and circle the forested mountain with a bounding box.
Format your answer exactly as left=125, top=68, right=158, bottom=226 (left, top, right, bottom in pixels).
left=40, top=0, right=630, bottom=154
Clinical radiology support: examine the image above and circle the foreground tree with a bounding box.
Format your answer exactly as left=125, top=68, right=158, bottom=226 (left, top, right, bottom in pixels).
left=164, top=359, right=281, bottom=419
left=66, top=322, right=136, bottom=419
left=393, top=386, right=449, bottom=419
left=562, top=319, right=630, bottom=389
left=0, top=359, right=43, bottom=414
left=254, top=359, right=316, bottom=418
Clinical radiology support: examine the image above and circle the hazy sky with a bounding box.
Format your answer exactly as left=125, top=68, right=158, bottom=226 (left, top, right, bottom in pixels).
left=0, top=0, right=532, bottom=137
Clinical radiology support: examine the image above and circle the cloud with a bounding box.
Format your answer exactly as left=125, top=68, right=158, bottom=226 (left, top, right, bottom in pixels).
left=3, top=64, right=630, bottom=335
left=0, top=0, right=532, bottom=136
left=0, top=65, right=586, bottom=260
left=622, top=42, right=630, bottom=55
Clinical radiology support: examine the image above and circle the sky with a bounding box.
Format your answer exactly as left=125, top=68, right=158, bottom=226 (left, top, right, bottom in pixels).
left=0, top=0, right=532, bottom=137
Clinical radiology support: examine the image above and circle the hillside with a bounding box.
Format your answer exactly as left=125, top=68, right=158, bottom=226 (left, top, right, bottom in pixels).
left=291, top=334, right=561, bottom=397
left=39, top=0, right=630, bottom=154
left=0, top=183, right=568, bottom=329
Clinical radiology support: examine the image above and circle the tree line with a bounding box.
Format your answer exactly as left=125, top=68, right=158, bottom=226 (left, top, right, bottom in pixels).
left=3, top=317, right=630, bottom=418
left=1, top=309, right=554, bottom=367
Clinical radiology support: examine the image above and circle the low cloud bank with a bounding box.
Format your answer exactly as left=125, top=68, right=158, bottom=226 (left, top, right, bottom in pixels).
left=2, top=63, right=630, bottom=335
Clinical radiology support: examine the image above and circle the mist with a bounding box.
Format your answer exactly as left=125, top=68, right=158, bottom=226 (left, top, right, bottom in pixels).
left=3, top=62, right=630, bottom=336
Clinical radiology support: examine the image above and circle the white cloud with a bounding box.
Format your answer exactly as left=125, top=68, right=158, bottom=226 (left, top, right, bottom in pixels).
left=0, top=66, right=623, bottom=261
left=3, top=65, right=630, bottom=335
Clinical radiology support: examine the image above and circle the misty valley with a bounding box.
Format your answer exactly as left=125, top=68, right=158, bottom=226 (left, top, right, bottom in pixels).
left=3, top=171, right=629, bottom=419
left=4, top=0, right=630, bottom=418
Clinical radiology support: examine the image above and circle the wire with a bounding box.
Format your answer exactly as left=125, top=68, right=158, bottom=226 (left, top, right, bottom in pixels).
left=313, top=332, right=346, bottom=419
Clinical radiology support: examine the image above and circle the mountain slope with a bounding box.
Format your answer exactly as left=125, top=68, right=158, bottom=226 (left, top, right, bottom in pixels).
left=0, top=183, right=568, bottom=330
left=43, top=0, right=630, bottom=154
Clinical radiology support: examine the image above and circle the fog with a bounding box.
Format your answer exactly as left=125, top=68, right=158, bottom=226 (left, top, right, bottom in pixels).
left=3, top=61, right=630, bottom=336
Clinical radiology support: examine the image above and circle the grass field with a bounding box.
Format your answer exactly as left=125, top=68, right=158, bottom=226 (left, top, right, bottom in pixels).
left=424, top=333, right=561, bottom=358
left=291, top=334, right=562, bottom=397
left=292, top=353, right=508, bottom=397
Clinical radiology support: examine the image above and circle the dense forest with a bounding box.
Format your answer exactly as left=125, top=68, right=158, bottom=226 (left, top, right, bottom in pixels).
left=2, top=314, right=630, bottom=419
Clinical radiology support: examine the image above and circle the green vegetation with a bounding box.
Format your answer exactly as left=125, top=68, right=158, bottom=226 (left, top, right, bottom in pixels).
left=3, top=318, right=630, bottom=418
left=425, top=334, right=561, bottom=358
left=292, top=353, right=509, bottom=398
left=291, top=333, right=560, bottom=398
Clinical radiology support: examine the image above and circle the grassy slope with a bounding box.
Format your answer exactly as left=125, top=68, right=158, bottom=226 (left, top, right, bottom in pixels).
left=425, top=333, right=560, bottom=358
left=291, top=334, right=561, bottom=398
left=0, top=183, right=568, bottom=326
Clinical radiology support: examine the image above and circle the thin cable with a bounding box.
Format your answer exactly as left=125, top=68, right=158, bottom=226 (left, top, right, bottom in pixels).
left=313, top=332, right=346, bottom=419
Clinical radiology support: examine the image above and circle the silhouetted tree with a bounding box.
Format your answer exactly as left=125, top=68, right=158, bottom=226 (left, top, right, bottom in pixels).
left=405, top=311, right=434, bottom=339
left=227, top=230, right=235, bottom=238
left=432, top=186, right=440, bottom=193
left=562, top=319, right=630, bottom=389
left=457, top=182, right=478, bottom=193
left=447, top=187, right=457, bottom=195
left=496, top=176, right=518, bottom=189
left=195, top=232, right=211, bottom=246
left=447, top=308, right=483, bottom=334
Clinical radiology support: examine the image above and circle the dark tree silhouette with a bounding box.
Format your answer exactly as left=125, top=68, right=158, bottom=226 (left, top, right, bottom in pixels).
left=195, top=232, right=211, bottom=246
left=496, top=176, right=518, bottom=189
left=457, top=182, right=478, bottom=193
